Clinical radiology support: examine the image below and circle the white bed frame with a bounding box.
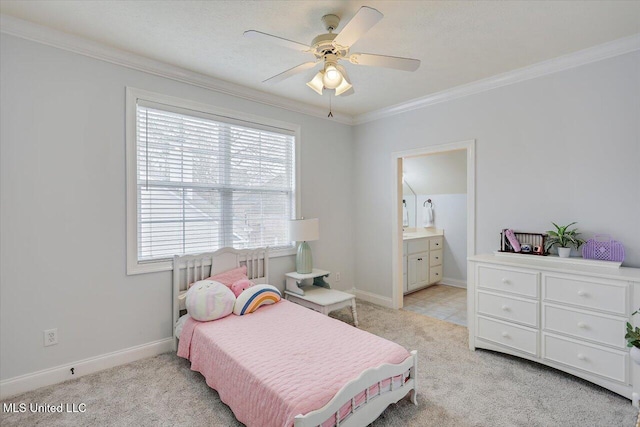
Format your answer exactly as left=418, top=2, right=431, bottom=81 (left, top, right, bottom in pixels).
left=173, top=247, right=418, bottom=427
left=172, top=247, right=270, bottom=350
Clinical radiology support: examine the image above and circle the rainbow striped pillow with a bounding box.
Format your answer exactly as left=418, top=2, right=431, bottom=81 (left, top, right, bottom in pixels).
left=233, top=284, right=281, bottom=315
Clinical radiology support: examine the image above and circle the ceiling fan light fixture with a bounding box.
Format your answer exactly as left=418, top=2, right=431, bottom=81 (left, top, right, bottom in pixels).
left=322, top=64, right=343, bottom=89
left=325, top=66, right=340, bottom=81
left=247, top=7, right=421, bottom=97
left=334, top=79, right=352, bottom=96
left=306, top=71, right=325, bottom=95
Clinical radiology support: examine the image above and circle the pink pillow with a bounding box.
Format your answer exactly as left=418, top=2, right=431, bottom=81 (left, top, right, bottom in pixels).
left=207, top=265, right=248, bottom=288
left=231, top=279, right=254, bottom=298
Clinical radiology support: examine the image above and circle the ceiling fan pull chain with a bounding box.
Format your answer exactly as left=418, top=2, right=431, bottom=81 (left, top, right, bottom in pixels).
left=328, top=93, right=333, bottom=118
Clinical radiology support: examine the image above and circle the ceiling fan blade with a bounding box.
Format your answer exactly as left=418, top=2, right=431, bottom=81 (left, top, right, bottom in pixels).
left=263, top=61, right=319, bottom=84
left=332, top=6, right=383, bottom=49
left=244, top=30, right=311, bottom=52
left=349, top=53, right=421, bottom=71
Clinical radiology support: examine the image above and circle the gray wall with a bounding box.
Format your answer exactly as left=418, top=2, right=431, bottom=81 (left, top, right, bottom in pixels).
left=353, top=51, right=640, bottom=299
left=2, top=33, right=639, bottom=383
left=0, top=35, right=354, bottom=380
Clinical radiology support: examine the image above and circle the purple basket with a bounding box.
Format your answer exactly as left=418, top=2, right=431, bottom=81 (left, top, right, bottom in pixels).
left=582, top=234, right=625, bottom=262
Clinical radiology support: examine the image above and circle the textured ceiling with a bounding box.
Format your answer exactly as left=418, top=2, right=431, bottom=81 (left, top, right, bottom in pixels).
left=1, top=1, right=639, bottom=116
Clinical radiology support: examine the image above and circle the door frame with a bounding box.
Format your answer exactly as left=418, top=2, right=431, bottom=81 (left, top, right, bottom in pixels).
left=390, top=139, right=476, bottom=309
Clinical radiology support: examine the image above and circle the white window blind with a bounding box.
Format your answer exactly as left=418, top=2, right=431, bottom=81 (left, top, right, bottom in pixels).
left=135, top=102, right=295, bottom=262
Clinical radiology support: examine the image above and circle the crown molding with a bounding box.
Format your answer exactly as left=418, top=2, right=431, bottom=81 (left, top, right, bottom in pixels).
left=354, top=33, right=640, bottom=125
left=2, top=14, right=638, bottom=128
left=0, top=14, right=354, bottom=126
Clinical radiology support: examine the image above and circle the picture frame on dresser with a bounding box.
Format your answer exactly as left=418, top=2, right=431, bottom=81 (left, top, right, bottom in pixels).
left=467, top=253, right=640, bottom=406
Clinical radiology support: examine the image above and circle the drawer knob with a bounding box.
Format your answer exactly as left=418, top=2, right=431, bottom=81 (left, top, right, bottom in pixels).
left=501, top=304, right=510, bottom=311
left=501, top=331, right=509, bottom=338
left=577, top=353, right=586, bottom=361
left=435, top=256, right=439, bottom=260
left=577, top=290, right=587, bottom=297
left=501, top=278, right=510, bottom=284
left=577, top=322, right=587, bottom=329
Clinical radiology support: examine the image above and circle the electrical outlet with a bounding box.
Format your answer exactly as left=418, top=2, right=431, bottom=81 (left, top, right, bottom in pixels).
left=335, top=272, right=341, bottom=282
left=44, top=328, right=58, bottom=347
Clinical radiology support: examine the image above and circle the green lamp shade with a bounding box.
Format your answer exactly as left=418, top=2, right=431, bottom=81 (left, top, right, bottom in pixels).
left=296, top=241, right=313, bottom=274
left=289, top=218, right=319, bottom=274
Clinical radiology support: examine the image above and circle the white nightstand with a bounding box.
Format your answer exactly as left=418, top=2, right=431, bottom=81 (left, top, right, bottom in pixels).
left=284, top=270, right=358, bottom=327
left=285, top=269, right=331, bottom=295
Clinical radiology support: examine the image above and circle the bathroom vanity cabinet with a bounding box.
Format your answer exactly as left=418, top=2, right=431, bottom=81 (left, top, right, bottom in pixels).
left=403, top=233, right=444, bottom=294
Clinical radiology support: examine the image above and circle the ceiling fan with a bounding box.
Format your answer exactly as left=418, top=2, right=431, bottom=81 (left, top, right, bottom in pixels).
left=244, top=6, right=421, bottom=97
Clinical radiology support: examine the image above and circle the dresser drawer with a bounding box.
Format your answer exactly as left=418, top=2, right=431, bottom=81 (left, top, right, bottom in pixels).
left=407, top=239, right=429, bottom=254
left=477, top=316, right=538, bottom=356
left=543, top=333, right=628, bottom=383
left=477, top=265, right=538, bottom=298
left=543, top=274, right=627, bottom=315
left=478, top=292, right=538, bottom=328
left=429, top=265, right=442, bottom=283
left=429, top=237, right=443, bottom=250
left=543, top=304, right=626, bottom=349
left=430, top=249, right=443, bottom=266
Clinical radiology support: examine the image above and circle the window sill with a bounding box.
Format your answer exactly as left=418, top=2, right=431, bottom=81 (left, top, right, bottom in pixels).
left=126, top=247, right=297, bottom=276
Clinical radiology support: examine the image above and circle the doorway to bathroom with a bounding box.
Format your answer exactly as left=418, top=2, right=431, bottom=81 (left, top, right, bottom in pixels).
left=390, top=140, right=475, bottom=327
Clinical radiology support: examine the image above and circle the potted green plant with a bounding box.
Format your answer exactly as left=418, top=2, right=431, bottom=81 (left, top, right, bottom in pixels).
left=626, top=309, right=640, bottom=364
left=544, top=222, right=586, bottom=258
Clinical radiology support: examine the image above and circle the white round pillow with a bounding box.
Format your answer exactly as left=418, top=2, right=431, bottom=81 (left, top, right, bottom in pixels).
left=185, top=280, right=236, bottom=321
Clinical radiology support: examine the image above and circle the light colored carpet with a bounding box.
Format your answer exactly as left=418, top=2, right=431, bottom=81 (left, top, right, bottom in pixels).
left=1, top=301, right=637, bottom=426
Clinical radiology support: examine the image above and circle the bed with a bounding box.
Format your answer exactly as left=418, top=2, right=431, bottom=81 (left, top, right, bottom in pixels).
left=173, top=247, right=418, bottom=427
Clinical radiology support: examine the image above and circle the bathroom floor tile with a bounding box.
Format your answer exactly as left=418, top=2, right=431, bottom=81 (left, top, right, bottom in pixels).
left=403, top=284, right=467, bottom=327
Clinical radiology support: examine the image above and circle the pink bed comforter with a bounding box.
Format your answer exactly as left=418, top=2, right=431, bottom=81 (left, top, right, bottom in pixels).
left=178, top=299, right=410, bottom=427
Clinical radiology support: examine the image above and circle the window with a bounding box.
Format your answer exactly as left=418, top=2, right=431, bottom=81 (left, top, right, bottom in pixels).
left=126, top=88, right=298, bottom=274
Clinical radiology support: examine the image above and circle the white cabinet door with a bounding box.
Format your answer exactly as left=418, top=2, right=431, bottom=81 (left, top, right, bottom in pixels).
left=407, top=255, right=418, bottom=291
left=408, top=252, right=429, bottom=291
left=418, top=253, right=430, bottom=285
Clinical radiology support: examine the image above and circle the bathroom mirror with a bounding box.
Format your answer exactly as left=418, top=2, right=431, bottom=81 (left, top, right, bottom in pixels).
left=402, top=176, right=416, bottom=228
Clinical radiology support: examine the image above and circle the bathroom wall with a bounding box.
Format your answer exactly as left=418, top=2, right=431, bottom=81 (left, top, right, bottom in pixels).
left=417, top=194, right=467, bottom=285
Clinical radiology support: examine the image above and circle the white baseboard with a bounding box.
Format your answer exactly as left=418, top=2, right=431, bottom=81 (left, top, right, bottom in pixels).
left=439, top=277, right=467, bottom=289
left=0, top=338, right=174, bottom=400
left=353, top=288, right=394, bottom=309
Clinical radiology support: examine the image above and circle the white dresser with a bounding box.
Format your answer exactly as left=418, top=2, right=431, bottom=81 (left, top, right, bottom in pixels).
left=468, top=253, right=640, bottom=405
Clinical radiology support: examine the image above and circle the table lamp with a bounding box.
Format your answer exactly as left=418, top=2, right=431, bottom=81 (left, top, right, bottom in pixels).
left=289, top=218, right=319, bottom=274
